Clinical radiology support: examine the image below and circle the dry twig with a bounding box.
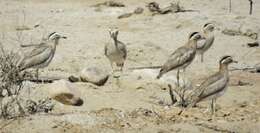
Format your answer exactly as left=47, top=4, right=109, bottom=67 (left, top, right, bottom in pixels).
left=0, top=42, right=29, bottom=119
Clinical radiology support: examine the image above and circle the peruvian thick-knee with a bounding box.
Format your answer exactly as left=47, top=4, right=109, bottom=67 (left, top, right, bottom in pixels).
left=186, top=56, right=237, bottom=115
left=104, top=28, right=127, bottom=72
left=156, top=32, right=205, bottom=84
left=197, top=23, right=215, bottom=62
left=17, top=32, right=67, bottom=78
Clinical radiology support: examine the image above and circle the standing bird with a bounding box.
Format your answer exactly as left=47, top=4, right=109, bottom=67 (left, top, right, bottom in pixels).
left=197, top=23, right=215, bottom=62
left=17, top=32, right=67, bottom=79
left=104, top=28, right=127, bottom=72
left=156, top=32, right=205, bottom=85
left=186, top=56, right=237, bottom=115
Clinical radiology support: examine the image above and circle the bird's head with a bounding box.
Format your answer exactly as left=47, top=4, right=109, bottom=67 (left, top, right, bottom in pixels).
left=203, top=23, right=215, bottom=32
left=48, top=32, right=67, bottom=43
left=109, top=28, right=119, bottom=40
left=219, top=55, right=238, bottom=65
left=189, top=32, right=205, bottom=41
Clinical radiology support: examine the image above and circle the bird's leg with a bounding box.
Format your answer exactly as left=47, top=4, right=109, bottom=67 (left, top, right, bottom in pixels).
left=213, top=98, right=217, bottom=115
left=39, top=69, right=45, bottom=84
left=36, top=69, right=39, bottom=81
left=177, top=69, right=180, bottom=87
left=119, top=63, right=124, bottom=72
left=182, top=68, right=186, bottom=81
left=210, top=98, right=216, bottom=115
left=201, top=53, right=204, bottom=63
left=110, top=62, right=114, bottom=73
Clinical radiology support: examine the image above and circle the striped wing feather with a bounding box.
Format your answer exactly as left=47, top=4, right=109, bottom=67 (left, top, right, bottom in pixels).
left=118, top=41, right=127, bottom=59
left=18, top=45, right=53, bottom=70
left=191, top=73, right=227, bottom=104
left=162, top=47, right=195, bottom=71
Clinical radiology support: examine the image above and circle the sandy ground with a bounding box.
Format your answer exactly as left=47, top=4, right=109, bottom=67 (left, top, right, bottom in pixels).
left=0, top=0, right=260, bottom=132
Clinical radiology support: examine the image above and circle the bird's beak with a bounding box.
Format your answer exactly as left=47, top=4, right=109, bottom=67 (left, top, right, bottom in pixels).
left=62, top=36, right=67, bottom=39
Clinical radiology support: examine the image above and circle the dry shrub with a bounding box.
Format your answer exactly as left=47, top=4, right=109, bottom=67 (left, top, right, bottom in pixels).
left=168, top=81, right=192, bottom=107
left=0, top=43, right=27, bottom=119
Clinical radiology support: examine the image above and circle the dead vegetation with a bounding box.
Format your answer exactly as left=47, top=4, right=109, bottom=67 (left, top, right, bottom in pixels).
left=0, top=42, right=55, bottom=119
left=118, top=1, right=199, bottom=19
left=168, top=83, right=192, bottom=107
left=25, top=98, right=54, bottom=114
left=146, top=2, right=199, bottom=15
left=0, top=43, right=26, bottom=119
left=92, top=1, right=125, bottom=8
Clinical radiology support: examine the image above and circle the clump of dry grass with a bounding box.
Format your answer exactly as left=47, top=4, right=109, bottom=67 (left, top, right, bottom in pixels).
left=168, top=83, right=191, bottom=107
left=0, top=43, right=27, bottom=119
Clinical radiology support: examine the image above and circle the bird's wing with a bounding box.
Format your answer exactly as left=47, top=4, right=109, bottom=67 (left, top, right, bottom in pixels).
left=20, top=42, right=46, bottom=48
left=192, top=73, right=227, bottom=102
left=122, top=46, right=127, bottom=59
left=196, top=39, right=206, bottom=50
left=164, top=47, right=195, bottom=69
left=118, top=41, right=127, bottom=59
left=18, top=46, right=53, bottom=70
left=23, top=44, right=50, bottom=58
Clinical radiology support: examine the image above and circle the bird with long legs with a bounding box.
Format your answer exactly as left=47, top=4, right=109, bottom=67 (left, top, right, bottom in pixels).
left=197, top=23, right=215, bottom=62
left=185, top=56, right=237, bottom=115
left=156, top=32, right=205, bottom=86
left=104, top=28, right=127, bottom=73
left=17, top=32, right=67, bottom=80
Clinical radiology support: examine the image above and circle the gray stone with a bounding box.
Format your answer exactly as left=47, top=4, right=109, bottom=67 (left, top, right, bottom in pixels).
left=48, top=80, right=83, bottom=106
left=118, top=69, right=193, bottom=90
left=80, top=67, right=109, bottom=86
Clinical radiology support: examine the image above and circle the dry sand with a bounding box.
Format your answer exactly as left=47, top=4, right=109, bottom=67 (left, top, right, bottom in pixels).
left=0, top=0, right=260, bottom=132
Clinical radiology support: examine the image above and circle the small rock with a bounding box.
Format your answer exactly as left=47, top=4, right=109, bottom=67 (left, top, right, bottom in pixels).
left=147, top=2, right=160, bottom=12
left=68, top=75, right=80, bottom=82
left=134, top=7, right=144, bottom=14
left=51, top=9, right=64, bottom=13
left=238, top=80, right=252, bottom=86
left=34, top=24, right=40, bottom=28
left=80, top=67, right=109, bottom=86
left=256, top=64, right=260, bottom=73
left=48, top=80, right=83, bottom=106
left=247, top=41, right=259, bottom=47
left=238, top=101, right=248, bottom=108
left=118, top=13, right=133, bottom=19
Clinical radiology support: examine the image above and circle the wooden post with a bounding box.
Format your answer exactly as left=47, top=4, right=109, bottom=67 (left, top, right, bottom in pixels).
left=249, top=0, right=253, bottom=15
